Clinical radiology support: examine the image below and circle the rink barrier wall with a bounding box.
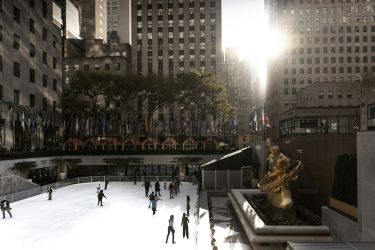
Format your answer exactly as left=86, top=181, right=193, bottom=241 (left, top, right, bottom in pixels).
left=1, top=175, right=193, bottom=203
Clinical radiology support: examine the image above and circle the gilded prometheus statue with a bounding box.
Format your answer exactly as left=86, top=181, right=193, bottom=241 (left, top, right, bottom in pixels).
left=258, top=139, right=303, bottom=211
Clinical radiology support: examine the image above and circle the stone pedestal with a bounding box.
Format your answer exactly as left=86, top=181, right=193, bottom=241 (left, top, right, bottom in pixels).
left=228, top=189, right=332, bottom=250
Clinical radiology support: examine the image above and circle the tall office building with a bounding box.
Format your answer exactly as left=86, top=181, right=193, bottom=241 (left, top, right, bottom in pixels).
left=107, top=0, right=131, bottom=44
left=0, top=0, right=62, bottom=150
left=131, top=0, right=222, bottom=77
left=73, top=0, right=107, bottom=41
left=265, top=0, right=375, bottom=139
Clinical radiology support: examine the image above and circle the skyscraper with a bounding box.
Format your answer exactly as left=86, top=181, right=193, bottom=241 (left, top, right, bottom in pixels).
left=265, top=0, right=375, bottom=139
left=107, top=0, right=131, bottom=43
left=131, top=0, right=222, bottom=77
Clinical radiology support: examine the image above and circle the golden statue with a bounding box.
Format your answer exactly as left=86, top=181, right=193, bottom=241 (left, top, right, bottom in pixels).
left=258, top=139, right=303, bottom=220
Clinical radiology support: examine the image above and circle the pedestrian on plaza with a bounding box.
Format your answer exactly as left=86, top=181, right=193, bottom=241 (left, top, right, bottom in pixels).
left=173, top=179, right=179, bottom=196
left=186, top=195, right=191, bottom=216
left=154, top=180, right=161, bottom=196
left=97, top=190, right=107, bottom=206
left=164, top=179, right=167, bottom=190
left=181, top=213, right=190, bottom=239
left=47, top=186, right=54, bottom=200
left=104, top=176, right=111, bottom=190
left=168, top=182, right=174, bottom=199
left=148, top=191, right=155, bottom=208
left=1, top=196, right=12, bottom=219
left=165, top=215, right=176, bottom=244
left=97, top=183, right=101, bottom=194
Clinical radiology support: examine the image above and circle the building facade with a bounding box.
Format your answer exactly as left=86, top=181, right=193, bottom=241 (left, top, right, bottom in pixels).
left=73, top=0, right=107, bottom=41
left=265, top=0, right=375, bottom=139
left=131, top=0, right=222, bottom=77
left=107, top=0, right=131, bottom=44
left=0, top=0, right=63, bottom=151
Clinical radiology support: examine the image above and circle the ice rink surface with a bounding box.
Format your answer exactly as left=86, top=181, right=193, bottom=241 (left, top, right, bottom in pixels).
left=0, top=182, right=198, bottom=250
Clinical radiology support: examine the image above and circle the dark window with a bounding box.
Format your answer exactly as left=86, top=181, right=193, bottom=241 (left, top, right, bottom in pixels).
left=30, top=94, right=35, bottom=108
left=14, top=89, right=20, bottom=105
left=43, top=51, right=47, bottom=64
left=53, top=35, right=57, bottom=47
left=53, top=79, right=57, bottom=91
left=13, top=62, right=20, bottom=77
left=43, top=28, right=47, bottom=41
left=30, top=18, right=35, bottom=33
left=115, top=63, right=120, bottom=70
left=53, top=101, right=57, bottom=112
left=105, top=64, right=110, bottom=71
left=30, top=69, right=35, bottom=83
left=13, top=7, right=20, bottom=23
left=43, top=74, right=47, bottom=87
left=84, top=64, right=89, bottom=71
left=30, top=43, right=35, bottom=58
left=13, top=34, right=20, bottom=50
left=42, top=0, right=47, bottom=18
left=0, top=85, right=2, bottom=101
left=0, top=26, right=2, bottom=41
left=53, top=57, right=57, bottom=69
left=0, top=55, right=2, bottom=72
left=43, top=97, right=47, bottom=111
left=30, top=0, right=35, bottom=8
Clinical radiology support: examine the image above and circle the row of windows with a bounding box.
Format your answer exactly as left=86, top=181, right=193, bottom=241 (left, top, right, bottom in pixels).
left=136, top=1, right=215, bottom=10
left=12, top=2, right=48, bottom=24
left=284, top=65, right=374, bottom=75
left=286, top=55, right=375, bottom=65
left=286, top=23, right=375, bottom=34
left=290, top=35, right=375, bottom=46
left=283, top=75, right=366, bottom=85
left=283, top=5, right=374, bottom=15
left=287, top=45, right=375, bottom=55
left=64, top=63, right=121, bottom=72
left=8, top=89, right=55, bottom=111
left=281, top=0, right=373, bottom=5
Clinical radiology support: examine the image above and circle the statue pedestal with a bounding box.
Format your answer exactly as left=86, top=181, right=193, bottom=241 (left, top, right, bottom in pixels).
left=228, top=189, right=332, bottom=250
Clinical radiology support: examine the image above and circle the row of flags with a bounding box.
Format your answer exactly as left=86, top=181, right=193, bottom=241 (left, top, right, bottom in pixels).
left=250, top=108, right=272, bottom=133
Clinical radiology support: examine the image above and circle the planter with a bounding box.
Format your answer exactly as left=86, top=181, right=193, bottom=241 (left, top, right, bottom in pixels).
left=329, top=197, right=357, bottom=219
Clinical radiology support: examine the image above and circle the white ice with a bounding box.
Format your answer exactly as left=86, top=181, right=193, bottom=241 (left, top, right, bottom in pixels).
left=0, top=182, right=198, bottom=250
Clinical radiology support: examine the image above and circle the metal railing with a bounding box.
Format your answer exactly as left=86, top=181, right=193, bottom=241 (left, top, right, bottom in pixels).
left=2, top=175, right=194, bottom=203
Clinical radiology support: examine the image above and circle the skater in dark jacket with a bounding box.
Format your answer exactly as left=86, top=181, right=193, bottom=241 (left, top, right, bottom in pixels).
left=142, top=179, right=151, bottom=197
left=165, top=215, right=175, bottom=244
left=168, top=182, right=174, bottom=199
left=148, top=191, right=155, bottom=208
left=181, top=213, right=189, bottom=239
left=97, top=190, right=107, bottom=206
left=47, top=186, right=54, bottom=200
left=1, top=197, right=12, bottom=219
left=154, top=180, right=161, bottom=196
left=104, top=176, right=111, bottom=190
left=186, top=195, right=191, bottom=216
left=151, top=195, right=162, bottom=215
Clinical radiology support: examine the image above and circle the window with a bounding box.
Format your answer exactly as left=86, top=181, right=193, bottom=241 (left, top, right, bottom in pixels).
left=0, top=55, right=2, bottom=72
left=43, top=51, right=47, bottom=64
left=14, top=89, right=20, bottom=105
left=43, top=74, right=47, bottom=87
left=53, top=57, right=57, bottom=69
left=13, top=7, right=20, bottom=24
left=105, top=64, right=110, bottom=71
left=42, top=97, right=47, bottom=111
left=43, top=28, right=47, bottom=41
left=42, top=0, right=47, bottom=19
left=13, top=34, right=20, bottom=50
left=53, top=35, right=57, bottom=47
left=94, top=64, right=100, bottom=70
left=115, top=63, right=120, bottom=70
left=30, top=69, right=35, bottom=83
left=347, top=91, right=352, bottom=98
left=64, top=77, right=69, bottom=84
left=30, top=94, right=35, bottom=108
left=318, top=91, right=324, bottom=99
left=53, top=79, right=57, bottom=91
left=30, top=0, right=35, bottom=8
left=29, top=43, right=35, bottom=58
left=0, top=26, right=2, bottom=41
left=328, top=91, right=333, bottom=99
left=84, top=64, right=89, bottom=71
left=30, top=18, right=35, bottom=33
left=13, top=62, right=20, bottom=77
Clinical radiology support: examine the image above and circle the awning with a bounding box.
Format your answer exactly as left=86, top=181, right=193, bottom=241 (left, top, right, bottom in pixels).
left=201, top=147, right=252, bottom=170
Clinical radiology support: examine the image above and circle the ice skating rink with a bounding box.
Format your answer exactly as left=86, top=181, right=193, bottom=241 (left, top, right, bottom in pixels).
left=0, top=182, right=198, bottom=250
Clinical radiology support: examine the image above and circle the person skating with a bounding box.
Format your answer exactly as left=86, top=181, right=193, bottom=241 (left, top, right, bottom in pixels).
left=164, top=179, right=167, bottom=190
left=165, top=215, right=176, bottom=244
left=176, top=178, right=181, bottom=193
left=142, top=179, right=152, bottom=197
left=104, top=176, right=111, bottom=190
left=97, top=183, right=101, bottom=194
left=148, top=191, right=155, bottom=208
left=47, top=186, right=54, bottom=200
left=97, top=190, right=107, bottom=206
left=186, top=195, right=191, bottom=216
left=168, top=182, right=174, bottom=199
left=151, top=195, right=162, bottom=215
left=154, top=180, right=161, bottom=196
left=1, top=196, right=12, bottom=219
left=181, top=213, right=190, bottom=239
left=173, top=179, right=178, bottom=197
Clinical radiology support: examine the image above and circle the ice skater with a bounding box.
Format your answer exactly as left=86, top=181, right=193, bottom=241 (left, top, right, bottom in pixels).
left=47, top=186, right=54, bottom=200
left=104, top=176, right=111, bottom=190
left=164, top=179, right=167, bottom=190
left=165, top=215, right=175, bottom=244
left=97, top=190, right=107, bottom=206
left=97, top=183, right=101, bottom=194
left=1, top=196, right=12, bottom=219
left=148, top=191, right=155, bottom=208
left=154, top=180, right=161, bottom=196
left=151, top=195, right=162, bottom=215
left=186, top=195, right=191, bottom=216
left=181, top=213, right=189, bottom=239
left=142, top=179, right=151, bottom=197
left=168, top=182, right=174, bottom=199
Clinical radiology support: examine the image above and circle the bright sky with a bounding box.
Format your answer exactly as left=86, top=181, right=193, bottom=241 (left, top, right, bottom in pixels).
left=222, top=0, right=287, bottom=92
